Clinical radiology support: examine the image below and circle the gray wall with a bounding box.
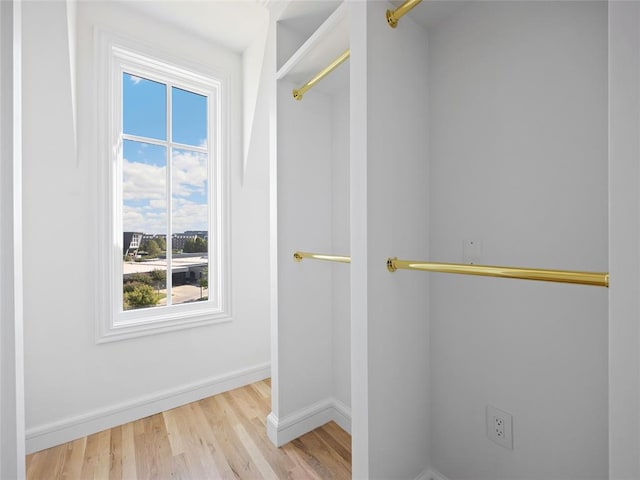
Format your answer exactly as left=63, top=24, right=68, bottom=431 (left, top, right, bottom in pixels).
left=427, top=2, right=608, bottom=478
left=0, top=0, right=25, bottom=477
left=609, top=1, right=640, bottom=477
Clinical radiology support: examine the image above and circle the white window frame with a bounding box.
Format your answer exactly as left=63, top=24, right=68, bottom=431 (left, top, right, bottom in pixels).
left=95, top=29, right=231, bottom=343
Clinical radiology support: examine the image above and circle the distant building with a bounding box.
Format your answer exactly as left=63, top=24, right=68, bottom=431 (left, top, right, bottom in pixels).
left=184, top=230, right=208, bottom=240
left=172, top=231, right=208, bottom=251
left=141, top=233, right=167, bottom=244
left=123, top=232, right=143, bottom=258
left=172, top=233, right=198, bottom=251
left=131, top=231, right=208, bottom=252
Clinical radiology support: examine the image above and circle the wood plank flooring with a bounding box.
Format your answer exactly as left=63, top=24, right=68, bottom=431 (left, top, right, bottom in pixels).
left=25, top=379, right=351, bottom=479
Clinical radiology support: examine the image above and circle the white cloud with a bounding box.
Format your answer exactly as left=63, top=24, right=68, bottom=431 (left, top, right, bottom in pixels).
left=122, top=206, right=144, bottom=230
left=148, top=198, right=167, bottom=209
left=123, top=159, right=166, bottom=201
left=123, top=205, right=166, bottom=233
left=129, top=75, right=142, bottom=85
left=172, top=198, right=208, bottom=233
left=172, top=150, right=207, bottom=197
left=122, top=152, right=209, bottom=234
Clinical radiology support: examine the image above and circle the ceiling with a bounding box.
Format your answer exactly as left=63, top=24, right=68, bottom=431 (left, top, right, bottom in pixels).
left=108, top=0, right=470, bottom=54
left=113, top=0, right=270, bottom=53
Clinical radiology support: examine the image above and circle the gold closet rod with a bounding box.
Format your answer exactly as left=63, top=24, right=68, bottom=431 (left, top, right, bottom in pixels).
left=293, top=49, right=350, bottom=101
left=293, top=251, right=351, bottom=264
left=292, top=252, right=608, bottom=287
left=386, top=0, right=423, bottom=28
left=380, top=2, right=606, bottom=287
left=386, top=257, right=609, bottom=287
left=291, top=0, right=421, bottom=100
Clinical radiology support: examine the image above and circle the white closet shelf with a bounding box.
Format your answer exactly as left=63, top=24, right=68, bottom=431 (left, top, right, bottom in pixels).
left=277, top=1, right=349, bottom=96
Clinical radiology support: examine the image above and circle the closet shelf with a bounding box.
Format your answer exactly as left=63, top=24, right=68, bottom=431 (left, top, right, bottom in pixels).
left=277, top=2, right=349, bottom=96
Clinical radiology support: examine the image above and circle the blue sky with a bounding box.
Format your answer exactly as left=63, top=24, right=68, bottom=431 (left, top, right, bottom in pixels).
left=122, top=73, right=209, bottom=235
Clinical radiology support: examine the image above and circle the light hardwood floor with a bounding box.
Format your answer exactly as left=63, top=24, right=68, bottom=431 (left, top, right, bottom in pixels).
left=25, top=379, right=351, bottom=479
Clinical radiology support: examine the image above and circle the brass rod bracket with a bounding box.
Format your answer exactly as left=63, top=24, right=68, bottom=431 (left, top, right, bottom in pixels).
left=387, top=257, right=398, bottom=272
left=293, top=252, right=303, bottom=262
left=386, top=9, right=399, bottom=28
left=292, top=89, right=303, bottom=101
left=386, top=0, right=423, bottom=29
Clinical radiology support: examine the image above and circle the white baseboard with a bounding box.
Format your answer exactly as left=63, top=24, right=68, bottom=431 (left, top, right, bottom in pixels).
left=331, top=398, right=351, bottom=434
left=414, top=469, right=430, bottom=480
left=26, top=363, right=270, bottom=454
left=425, top=467, right=451, bottom=480
left=267, top=397, right=352, bottom=447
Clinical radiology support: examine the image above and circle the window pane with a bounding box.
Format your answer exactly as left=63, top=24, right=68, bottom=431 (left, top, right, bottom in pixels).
left=123, top=73, right=167, bottom=141
left=172, top=87, right=207, bottom=148
left=122, top=139, right=167, bottom=311
left=171, top=148, right=209, bottom=305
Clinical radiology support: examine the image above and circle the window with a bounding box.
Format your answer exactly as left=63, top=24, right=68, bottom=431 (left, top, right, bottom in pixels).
left=96, top=31, right=231, bottom=342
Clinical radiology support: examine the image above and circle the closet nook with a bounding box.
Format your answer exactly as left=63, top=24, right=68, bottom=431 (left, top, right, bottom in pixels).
left=268, top=0, right=352, bottom=449
left=270, top=1, right=609, bottom=479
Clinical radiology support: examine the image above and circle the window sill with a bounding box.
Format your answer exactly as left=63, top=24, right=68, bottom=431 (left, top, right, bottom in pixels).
left=96, top=308, right=232, bottom=343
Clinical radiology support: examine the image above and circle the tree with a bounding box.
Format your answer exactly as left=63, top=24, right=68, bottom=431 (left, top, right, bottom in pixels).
left=155, top=237, right=166, bottom=251
left=145, top=238, right=161, bottom=257
left=149, top=269, right=166, bottom=292
left=125, top=273, right=153, bottom=286
left=198, top=268, right=208, bottom=300
left=123, top=281, right=147, bottom=293
left=184, top=237, right=208, bottom=253
left=194, top=237, right=207, bottom=252
left=149, top=269, right=166, bottom=283
left=123, top=283, right=161, bottom=310
left=183, top=238, right=196, bottom=253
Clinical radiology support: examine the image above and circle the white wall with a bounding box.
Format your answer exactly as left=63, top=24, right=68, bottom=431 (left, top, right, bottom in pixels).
left=331, top=88, right=350, bottom=409
left=0, top=0, right=26, bottom=477
left=349, top=4, right=369, bottom=475
left=351, top=2, right=431, bottom=478
left=22, top=1, right=271, bottom=452
left=427, top=2, right=608, bottom=479
left=242, top=16, right=269, bottom=179
left=275, top=80, right=334, bottom=419
left=609, top=1, right=640, bottom=478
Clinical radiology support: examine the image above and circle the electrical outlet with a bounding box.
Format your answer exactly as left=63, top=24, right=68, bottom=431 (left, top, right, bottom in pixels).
left=487, top=405, right=513, bottom=449
left=493, top=415, right=504, bottom=439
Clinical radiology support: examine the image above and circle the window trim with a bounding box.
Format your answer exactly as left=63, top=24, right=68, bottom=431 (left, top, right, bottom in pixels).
left=95, top=28, right=232, bottom=343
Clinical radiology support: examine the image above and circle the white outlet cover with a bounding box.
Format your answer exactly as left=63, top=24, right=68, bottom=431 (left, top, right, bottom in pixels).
left=463, top=239, right=482, bottom=264
left=487, top=405, right=513, bottom=449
